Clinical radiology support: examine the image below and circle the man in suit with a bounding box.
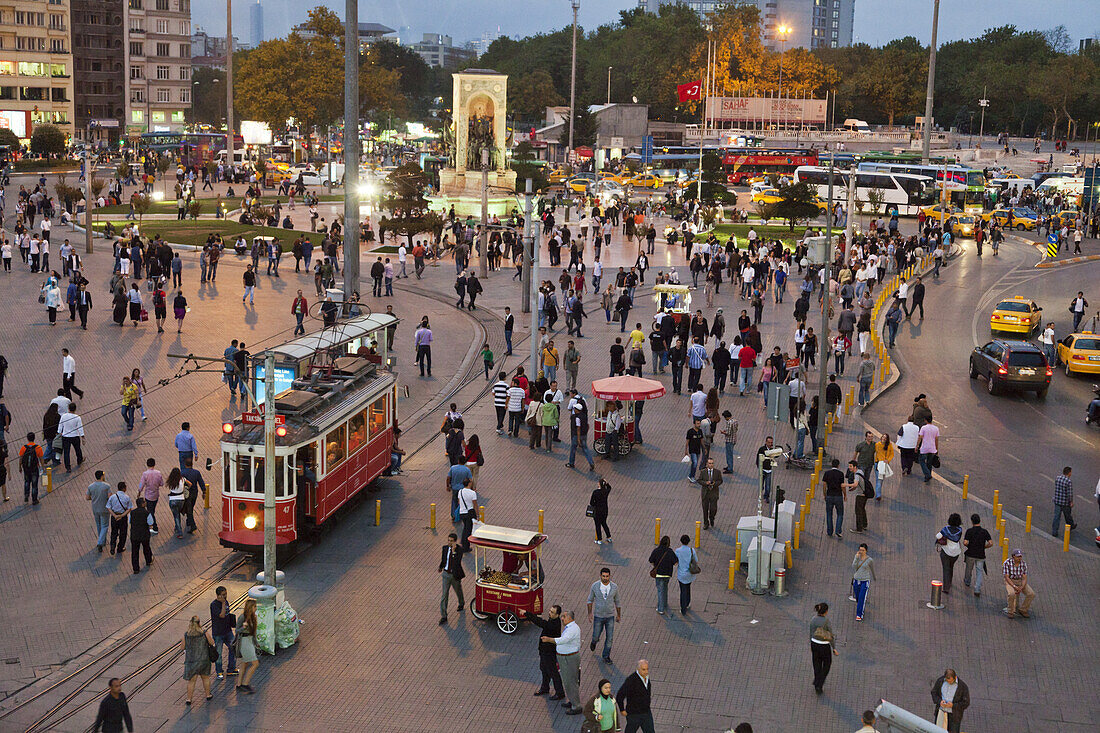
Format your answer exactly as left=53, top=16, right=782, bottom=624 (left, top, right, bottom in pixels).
left=129, top=497, right=154, bottom=574
left=617, top=659, right=655, bottom=733
left=437, top=532, right=465, bottom=625
left=75, top=283, right=92, bottom=330
left=698, top=457, right=723, bottom=530
left=519, top=605, right=565, bottom=700
left=503, top=306, right=515, bottom=355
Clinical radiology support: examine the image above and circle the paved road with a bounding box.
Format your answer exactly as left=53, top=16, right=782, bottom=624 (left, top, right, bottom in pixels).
left=863, top=237, right=1100, bottom=549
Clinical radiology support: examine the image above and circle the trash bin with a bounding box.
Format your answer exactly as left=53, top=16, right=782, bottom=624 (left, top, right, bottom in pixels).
left=256, top=571, right=286, bottom=606
left=248, top=584, right=278, bottom=655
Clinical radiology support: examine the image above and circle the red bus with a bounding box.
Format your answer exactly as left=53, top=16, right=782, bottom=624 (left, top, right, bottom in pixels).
left=218, top=313, right=399, bottom=552
left=722, top=150, right=819, bottom=185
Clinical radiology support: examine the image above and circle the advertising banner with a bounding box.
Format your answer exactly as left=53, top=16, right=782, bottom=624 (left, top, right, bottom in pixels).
left=706, top=96, right=827, bottom=124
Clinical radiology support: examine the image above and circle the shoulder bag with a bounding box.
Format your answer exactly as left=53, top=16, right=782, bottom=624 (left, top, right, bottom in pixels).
left=688, top=549, right=701, bottom=575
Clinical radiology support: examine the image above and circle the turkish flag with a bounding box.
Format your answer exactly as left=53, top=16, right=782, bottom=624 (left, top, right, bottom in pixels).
left=677, top=80, right=703, bottom=102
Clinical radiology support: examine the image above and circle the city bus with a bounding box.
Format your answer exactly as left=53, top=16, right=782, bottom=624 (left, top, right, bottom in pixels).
left=857, top=162, right=984, bottom=213
left=794, top=166, right=936, bottom=217
left=137, top=132, right=244, bottom=166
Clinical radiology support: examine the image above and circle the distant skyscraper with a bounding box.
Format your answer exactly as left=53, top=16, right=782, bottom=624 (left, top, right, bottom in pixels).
left=636, top=0, right=855, bottom=49
left=250, top=0, right=264, bottom=46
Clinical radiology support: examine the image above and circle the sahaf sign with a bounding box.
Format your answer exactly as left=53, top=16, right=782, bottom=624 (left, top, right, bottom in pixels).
left=706, top=96, right=827, bottom=124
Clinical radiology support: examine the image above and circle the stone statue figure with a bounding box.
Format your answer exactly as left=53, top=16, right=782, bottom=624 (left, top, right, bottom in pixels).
left=467, top=115, right=495, bottom=169
left=442, top=120, right=456, bottom=168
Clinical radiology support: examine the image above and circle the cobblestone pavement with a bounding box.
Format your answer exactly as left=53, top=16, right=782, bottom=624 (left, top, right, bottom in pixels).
left=2, top=190, right=1097, bottom=732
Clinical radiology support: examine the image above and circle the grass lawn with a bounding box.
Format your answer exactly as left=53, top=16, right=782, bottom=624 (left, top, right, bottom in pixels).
left=710, top=222, right=804, bottom=248
left=91, top=219, right=315, bottom=250
left=96, top=193, right=343, bottom=217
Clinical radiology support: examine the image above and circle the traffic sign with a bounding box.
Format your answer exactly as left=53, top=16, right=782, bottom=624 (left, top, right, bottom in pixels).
left=568, top=150, right=577, bottom=164
left=642, top=135, right=654, bottom=166
left=1046, top=235, right=1058, bottom=259
left=1047, top=233, right=1058, bottom=244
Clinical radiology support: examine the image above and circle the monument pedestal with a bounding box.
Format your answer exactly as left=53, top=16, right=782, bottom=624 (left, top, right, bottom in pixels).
left=432, top=168, right=518, bottom=218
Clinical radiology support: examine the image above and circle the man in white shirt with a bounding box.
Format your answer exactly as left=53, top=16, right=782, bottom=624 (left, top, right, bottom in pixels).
left=542, top=610, right=582, bottom=714
left=58, top=403, right=85, bottom=472
left=855, top=709, right=879, bottom=732
left=1038, top=323, right=1056, bottom=365
left=50, top=389, right=73, bottom=417
left=896, top=418, right=920, bottom=475
left=61, top=348, right=84, bottom=399
left=456, top=479, right=478, bottom=552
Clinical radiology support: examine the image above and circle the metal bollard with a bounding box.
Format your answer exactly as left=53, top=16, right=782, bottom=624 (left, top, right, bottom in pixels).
left=430, top=503, right=436, bottom=529
left=538, top=509, right=544, bottom=534
left=1025, top=506, right=1032, bottom=533
left=695, top=521, right=701, bottom=549
left=478, top=505, right=485, bottom=523
left=962, top=474, right=969, bottom=499
left=46, top=466, right=53, bottom=494
left=1001, top=537, right=1009, bottom=563
left=654, top=517, right=661, bottom=545
left=375, top=499, right=382, bottom=526
left=1063, top=524, right=1071, bottom=551
left=728, top=559, right=736, bottom=590
left=734, top=541, right=742, bottom=568
left=926, top=580, right=945, bottom=610
left=774, top=567, right=788, bottom=597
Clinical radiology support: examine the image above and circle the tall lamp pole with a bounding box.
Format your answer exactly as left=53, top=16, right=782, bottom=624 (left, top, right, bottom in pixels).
left=226, top=0, right=234, bottom=173
left=567, top=0, right=579, bottom=160
left=920, top=0, right=941, bottom=164
left=606, top=66, right=612, bottom=105
left=342, top=0, right=360, bottom=303
left=776, top=25, right=790, bottom=132
left=978, top=87, right=988, bottom=144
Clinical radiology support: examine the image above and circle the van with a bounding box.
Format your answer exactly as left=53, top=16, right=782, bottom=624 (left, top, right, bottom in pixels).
left=841, top=118, right=871, bottom=134
left=1035, top=176, right=1083, bottom=198
left=215, top=149, right=247, bottom=166
left=989, top=178, right=1032, bottom=198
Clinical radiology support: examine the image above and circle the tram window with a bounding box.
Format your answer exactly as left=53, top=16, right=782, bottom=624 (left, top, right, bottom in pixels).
left=223, top=452, right=231, bottom=495
left=348, top=409, right=368, bottom=455
left=326, top=423, right=347, bottom=471
left=369, top=395, right=388, bottom=438
left=234, top=455, right=253, bottom=494
left=274, top=455, right=286, bottom=498
left=252, top=457, right=265, bottom=495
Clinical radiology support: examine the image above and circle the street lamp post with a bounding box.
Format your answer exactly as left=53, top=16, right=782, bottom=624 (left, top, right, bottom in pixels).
left=567, top=0, right=580, bottom=161
left=606, top=66, right=612, bottom=105
left=343, top=0, right=361, bottom=303
left=921, top=0, right=941, bottom=164
left=226, top=0, right=234, bottom=174
left=776, top=25, right=790, bottom=132
left=978, top=87, right=989, bottom=144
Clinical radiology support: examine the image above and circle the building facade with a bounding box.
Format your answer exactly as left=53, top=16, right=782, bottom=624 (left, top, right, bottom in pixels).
left=71, top=0, right=124, bottom=143
left=636, top=0, right=855, bottom=49
left=124, top=0, right=191, bottom=136
left=407, top=33, right=475, bottom=70
left=0, top=0, right=76, bottom=143
left=248, top=0, right=261, bottom=46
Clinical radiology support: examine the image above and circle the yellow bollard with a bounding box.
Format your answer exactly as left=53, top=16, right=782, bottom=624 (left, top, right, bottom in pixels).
left=728, top=559, right=736, bottom=589
left=430, top=503, right=436, bottom=529
left=992, top=489, right=1000, bottom=513
left=375, top=499, right=382, bottom=526
left=1025, top=506, right=1032, bottom=533
left=46, top=466, right=53, bottom=494
left=785, top=540, right=792, bottom=568
left=997, top=518, right=1005, bottom=544
left=734, top=541, right=742, bottom=569
left=1001, top=537, right=1009, bottom=563
left=654, top=517, right=661, bottom=545
left=997, top=503, right=1004, bottom=525
left=695, top=521, right=701, bottom=549
left=817, top=447, right=824, bottom=462
left=962, top=474, right=969, bottom=499
left=204, top=485, right=210, bottom=509
left=478, top=505, right=485, bottom=523
left=793, top=520, right=801, bottom=549
left=538, top=509, right=544, bottom=534
left=1063, top=524, right=1071, bottom=551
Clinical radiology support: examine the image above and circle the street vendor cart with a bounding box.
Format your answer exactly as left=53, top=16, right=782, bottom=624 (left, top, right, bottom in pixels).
left=653, top=283, right=692, bottom=325
left=591, top=376, right=665, bottom=458
left=469, top=524, right=547, bottom=634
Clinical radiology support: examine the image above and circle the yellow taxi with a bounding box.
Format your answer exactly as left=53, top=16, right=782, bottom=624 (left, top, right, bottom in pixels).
left=990, top=296, right=1042, bottom=335
left=946, top=214, right=977, bottom=238
left=1055, top=331, right=1100, bottom=375
left=1053, top=210, right=1082, bottom=230
left=751, top=187, right=781, bottom=204
left=548, top=167, right=570, bottom=184
left=919, top=203, right=960, bottom=220
left=625, top=173, right=663, bottom=189
left=564, top=177, right=593, bottom=193
left=983, top=207, right=1037, bottom=231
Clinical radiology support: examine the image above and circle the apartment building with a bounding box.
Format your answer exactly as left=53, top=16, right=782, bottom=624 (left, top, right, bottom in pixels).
left=0, top=0, right=75, bottom=142
left=124, top=0, right=190, bottom=135
left=636, top=0, right=855, bottom=49
left=71, top=0, right=124, bottom=143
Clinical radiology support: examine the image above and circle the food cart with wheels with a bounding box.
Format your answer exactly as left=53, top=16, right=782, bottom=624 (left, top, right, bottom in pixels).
left=653, top=283, right=692, bottom=325
left=469, top=524, right=547, bottom=634
left=591, top=375, right=666, bottom=458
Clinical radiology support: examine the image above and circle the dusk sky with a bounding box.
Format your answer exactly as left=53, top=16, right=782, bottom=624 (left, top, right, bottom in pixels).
left=194, top=0, right=1099, bottom=49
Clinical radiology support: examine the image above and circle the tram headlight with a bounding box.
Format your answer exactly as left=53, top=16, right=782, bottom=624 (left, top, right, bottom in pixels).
left=243, top=514, right=258, bottom=530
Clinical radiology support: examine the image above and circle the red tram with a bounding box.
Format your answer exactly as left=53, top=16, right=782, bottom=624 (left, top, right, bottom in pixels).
left=218, top=313, right=399, bottom=552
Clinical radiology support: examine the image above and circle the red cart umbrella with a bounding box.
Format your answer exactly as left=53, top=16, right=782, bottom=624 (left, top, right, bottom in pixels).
left=591, top=376, right=666, bottom=401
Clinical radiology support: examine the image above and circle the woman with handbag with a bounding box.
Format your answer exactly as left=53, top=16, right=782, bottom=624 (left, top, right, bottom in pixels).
left=582, top=678, right=622, bottom=733
left=672, top=534, right=699, bottom=616
left=463, top=434, right=483, bottom=489
left=589, top=478, right=612, bottom=545
left=648, top=536, right=676, bottom=615
left=127, top=282, right=144, bottom=327
left=935, top=513, right=964, bottom=595
left=873, top=433, right=894, bottom=500
left=235, top=599, right=259, bottom=693
left=809, top=602, right=839, bottom=694
left=182, top=615, right=215, bottom=705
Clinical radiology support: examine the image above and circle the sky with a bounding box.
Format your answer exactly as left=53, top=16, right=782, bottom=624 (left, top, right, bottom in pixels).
left=193, top=0, right=1099, bottom=49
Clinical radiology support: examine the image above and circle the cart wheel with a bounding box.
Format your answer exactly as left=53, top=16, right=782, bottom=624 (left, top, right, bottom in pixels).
left=593, top=438, right=606, bottom=455
left=619, top=440, right=632, bottom=456
left=496, top=611, right=519, bottom=634
left=470, top=604, right=489, bottom=620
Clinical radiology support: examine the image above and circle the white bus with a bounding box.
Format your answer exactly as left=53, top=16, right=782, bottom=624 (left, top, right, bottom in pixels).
left=857, top=162, right=985, bottom=213
left=793, top=166, right=936, bottom=217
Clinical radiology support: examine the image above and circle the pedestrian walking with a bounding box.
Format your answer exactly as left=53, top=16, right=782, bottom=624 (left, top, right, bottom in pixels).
left=18, top=432, right=43, bottom=504
left=821, top=459, right=846, bottom=538
left=86, top=470, right=111, bottom=552
left=845, top=460, right=873, bottom=533
left=127, top=282, right=143, bottom=326
left=1002, top=548, right=1037, bottom=618
left=61, top=348, right=84, bottom=399
left=589, top=477, right=612, bottom=544
left=210, top=586, right=238, bottom=680
left=182, top=616, right=215, bottom=705
left=849, top=543, right=876, bottom=621
left=873, top=432, right=894, bottom=500
left=438, top=532, right=465, bottom=625
left=92, top=678, right=133, bottom=733
left=672, top=534, right=698, bottom=615
left=809, top=601, right=838, bottom=694
left=542, top=610, right=582, bottom=714
left=935, top=513, right=964, bottom=595
left=616, top=660, right=655, bottom=733
left=119, top=377, right=138, bottom=431
left=586, top=568, right=621, bottom=664
left=42, top=276, right=61, bottom=325
left=58, top=402, right=84, bottom=472
left=519, top=605, right=565, bottom=699
left=173, top=290, right=187, bottom=333
left=129, top=496, right=153, bottom=573
left=175, top=422, right=198, bottom=469
left=291, top=289, right=307, bottom=335
left=584, top=678, right=622, bottom=733
left=896, top=417, right=919, bottom=475
left=241, top=265, right=256, bottom=305
left=962, top=513, right=993, bottom=597
left=414, top=319, right=433, bottom=377
left=106, top=482, right=132, bottom=555
left=235, top=599, right=259, bottom=693
left=720, top=410, right=738, bottom=474
left=698, top=457, right=723, bottom=529
left=166, top=468, right=190, bottom=539
left=139, top=457, right=163, bottom=534
left=930, top=668, right=970, bottom=733
left=1051, top=466, right=1077, bottom=537
left=856, top=353, right=874, bottom=407
left=130, top=368, right=147, bottom=422
left=915, top=418, right=940, bottom=484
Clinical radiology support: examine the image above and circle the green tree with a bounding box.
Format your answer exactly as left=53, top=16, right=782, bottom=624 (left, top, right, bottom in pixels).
left=30, top=124, right=66, bottom=157
left=382, top=162, right=443, bottom=244
left=0, top=127, right=19, bottom=150
left=772, top=182, right=821, bottom=231
left=683, top=151, right=734, bottom=204
left=132, top=193, right=151, bottom=223
left=509, top=70, right=564, bottom=120
left=188, top=66, right=229, bottom=126
left=559, top=105, right=599, bottom=148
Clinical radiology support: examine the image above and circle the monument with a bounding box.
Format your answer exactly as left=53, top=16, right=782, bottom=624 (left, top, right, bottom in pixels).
left=434, top=69, right=517, bottom=217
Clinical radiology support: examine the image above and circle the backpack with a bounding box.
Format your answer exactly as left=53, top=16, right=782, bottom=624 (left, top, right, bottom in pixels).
left=858, top=471, right=874, bottom=498
left=20, top=445, right=39, bottom=474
